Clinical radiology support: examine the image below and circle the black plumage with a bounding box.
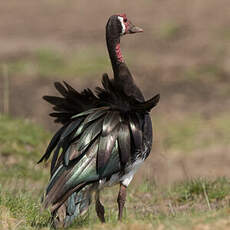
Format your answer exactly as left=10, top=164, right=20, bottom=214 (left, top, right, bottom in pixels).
left=38, top=13, right=160, bottom=228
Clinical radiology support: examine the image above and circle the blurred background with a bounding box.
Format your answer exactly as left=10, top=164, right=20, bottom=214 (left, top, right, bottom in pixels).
left=0, top=0, right=230, bottom=186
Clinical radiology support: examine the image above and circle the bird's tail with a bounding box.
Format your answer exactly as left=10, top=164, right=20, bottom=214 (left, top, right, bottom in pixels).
left=52, top=185, right=93, bottom=228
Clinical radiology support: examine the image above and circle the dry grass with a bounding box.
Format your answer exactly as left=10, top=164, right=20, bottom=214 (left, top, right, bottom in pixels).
left=1, top=116, right=230, bottom=230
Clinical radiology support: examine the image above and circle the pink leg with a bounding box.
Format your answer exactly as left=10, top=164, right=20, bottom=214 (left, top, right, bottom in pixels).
left=117, top=183, right=127, bottom=221
left=95, top=190, right=105, bottom=223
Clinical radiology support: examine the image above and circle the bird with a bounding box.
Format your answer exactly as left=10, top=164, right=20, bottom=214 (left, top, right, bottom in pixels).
left=38, top=13, right=160, bottom=228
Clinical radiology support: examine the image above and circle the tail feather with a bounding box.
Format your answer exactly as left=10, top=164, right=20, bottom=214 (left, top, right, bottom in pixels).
left=131, top=94, right=160, bottom=112
left=53, top=186, right=93, bottom=228
left=43, top=80, right=159, bottom=124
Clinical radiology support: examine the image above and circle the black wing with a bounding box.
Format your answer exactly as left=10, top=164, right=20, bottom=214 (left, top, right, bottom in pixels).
left=38, top=76, right=160, bottom=211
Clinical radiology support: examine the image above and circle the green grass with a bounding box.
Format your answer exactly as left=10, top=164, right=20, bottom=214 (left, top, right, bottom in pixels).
left=1, top=115, right=230, bottom=229
left=169, top=177, right=230, bottom=203
left=0, top=115, right=51, bottom=229
left=0, top=115, right=50, bottom=158
left=2, top=178, right=230, bottom=230
left=0, top=115, right=50, bottom=183
left=0, top=189, right=51, bottom=230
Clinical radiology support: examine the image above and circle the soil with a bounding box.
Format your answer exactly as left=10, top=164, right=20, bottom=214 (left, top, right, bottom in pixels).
left=0, top=0, right=229, bottom=185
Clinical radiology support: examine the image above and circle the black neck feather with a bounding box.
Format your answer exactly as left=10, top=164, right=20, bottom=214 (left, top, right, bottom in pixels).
left=106, top=28, right=122, bottom=77
left=105, top=16, right=144, bottom=101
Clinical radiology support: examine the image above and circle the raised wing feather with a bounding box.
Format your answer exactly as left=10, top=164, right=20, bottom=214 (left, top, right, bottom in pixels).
left=41, top=108, right=143, bottom=211
left=97, top=127, right=118, bottom=176
left=102, top=111, right=120, bottom=136
left=37, top=125, right=67, bottom=163
left=129, top=113, right=142, bottom=151
left=39, top=78, right=159, bottom=212
left=118, top=123, right=131, bottom=165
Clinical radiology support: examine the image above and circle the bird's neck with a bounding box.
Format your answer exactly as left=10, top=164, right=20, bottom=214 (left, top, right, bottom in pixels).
left=106, top=34, right=125, bottom=77
left=106, top=28, right=144, bottom=101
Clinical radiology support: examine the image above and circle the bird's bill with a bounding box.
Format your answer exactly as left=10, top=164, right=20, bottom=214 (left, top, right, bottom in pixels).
left=127, top=22, right=143, bottom=34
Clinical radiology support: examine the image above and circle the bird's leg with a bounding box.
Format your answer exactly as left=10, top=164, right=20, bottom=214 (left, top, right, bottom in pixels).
left=95, top=190, right=105, bottom=223
left=117, top=183, right=127, bottom=221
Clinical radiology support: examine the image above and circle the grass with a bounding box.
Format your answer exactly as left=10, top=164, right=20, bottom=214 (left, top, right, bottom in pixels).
left=1, top=115, right=230, bottom=229
left=0, top=115, right=50, bottom=183
left=169, top=177, right=230, bottom=203
left=0, top=115, right=51, bottom=229
left=155, top=113, right=230, bottom=153
left=0, top=189, right=51, bottom=230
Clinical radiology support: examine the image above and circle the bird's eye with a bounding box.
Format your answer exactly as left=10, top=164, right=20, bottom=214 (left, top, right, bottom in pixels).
left=124, top=18, right=127, bottom=23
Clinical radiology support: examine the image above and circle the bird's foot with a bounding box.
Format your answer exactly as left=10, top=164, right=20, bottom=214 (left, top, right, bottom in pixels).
left=96, top=199, right=105, bottom=223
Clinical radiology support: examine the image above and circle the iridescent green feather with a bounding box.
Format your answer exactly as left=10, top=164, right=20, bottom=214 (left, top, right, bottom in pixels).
left=71, top=108, right=98, bottom=119
left=102, top=111, right=120, bottom=136
left=101, top=140, right=121, bottom=177
left=67, top=141, right=99, bottom=187
left=82, top=108, right=108, bottom=125
left=60, top=117, right=84, bottom=141
left=76, top=117, right=104, bottom=153
left=97, top=128, right=118, bottom=176
left=118, top=122, right=131, bottom=165
left=129, top=113, right=142, bottom=150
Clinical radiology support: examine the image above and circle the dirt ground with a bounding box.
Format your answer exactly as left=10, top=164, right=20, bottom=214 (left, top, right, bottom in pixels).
left=0, top=0, right=230, bottom=185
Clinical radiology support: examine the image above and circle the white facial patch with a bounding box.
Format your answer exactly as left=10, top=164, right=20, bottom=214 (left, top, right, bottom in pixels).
left=118, top=16, right=126, bottom=35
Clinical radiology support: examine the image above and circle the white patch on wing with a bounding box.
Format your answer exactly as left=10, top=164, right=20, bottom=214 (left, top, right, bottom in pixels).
left=98, top=178, right=106, bottom=189
left=99, top=158, right=145, bottom=189
left=121, top=158, right=144, bottom=187
left=118, top=16, right=126, bottom=35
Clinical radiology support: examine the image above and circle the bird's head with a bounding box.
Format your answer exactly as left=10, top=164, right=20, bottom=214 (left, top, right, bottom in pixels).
left=106, top=14, right=143, bottom=38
